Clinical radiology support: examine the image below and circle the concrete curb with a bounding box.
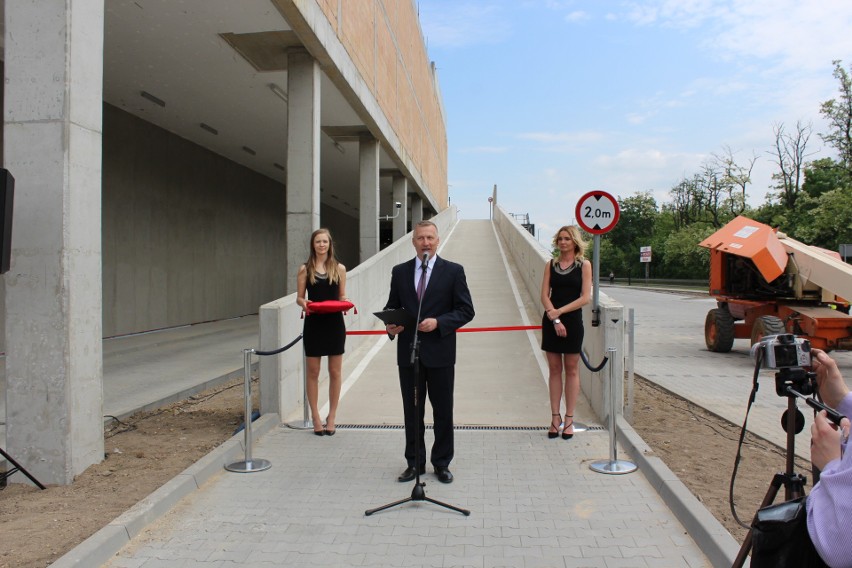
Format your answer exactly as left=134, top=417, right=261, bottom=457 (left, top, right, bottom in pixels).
left=48, top=413, right=280, bottom=568
left=617, top=415, right=744, bottom=568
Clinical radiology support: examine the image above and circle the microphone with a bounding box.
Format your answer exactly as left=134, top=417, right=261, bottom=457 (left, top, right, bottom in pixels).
left=421, top=252, right=429, bottom=268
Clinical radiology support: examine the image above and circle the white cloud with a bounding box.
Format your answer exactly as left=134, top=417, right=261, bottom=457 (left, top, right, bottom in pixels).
left=516, top=130, right=605, bottom=152
left=418, top=2, right=509, bottom=49
left=626, top=112, right=653, bottom=125
left=622, top=0, right=722, bottom=28
left=565, top=10, right=590, bottom=23
left=592, top=147, right=709, bottom=198
left=620, top=0, right=852, bottom=75
left=458, top=146, right=509, bottom=154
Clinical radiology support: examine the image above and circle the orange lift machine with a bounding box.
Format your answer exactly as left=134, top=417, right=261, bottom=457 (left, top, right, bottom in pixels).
left=699, top=215, right=852, bottom=352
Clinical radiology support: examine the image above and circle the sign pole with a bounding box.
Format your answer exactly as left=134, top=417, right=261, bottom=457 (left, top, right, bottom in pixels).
left=592, top=235, right=601, bottom=326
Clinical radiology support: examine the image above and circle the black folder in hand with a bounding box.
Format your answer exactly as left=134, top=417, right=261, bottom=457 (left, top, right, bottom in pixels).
left=373, top=308, right=416, bottom=327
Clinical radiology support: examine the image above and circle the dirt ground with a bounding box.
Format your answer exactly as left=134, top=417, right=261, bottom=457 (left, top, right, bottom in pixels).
left=1, top=375, right=812, bottom=567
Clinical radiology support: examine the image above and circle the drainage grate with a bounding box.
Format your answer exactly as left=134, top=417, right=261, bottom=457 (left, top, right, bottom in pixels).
left=333, top=424, right=606, bottom=431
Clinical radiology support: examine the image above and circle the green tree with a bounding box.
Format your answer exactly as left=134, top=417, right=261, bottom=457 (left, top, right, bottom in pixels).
left=609, top=191, right=658, bottom=251
left=608, top=192, right=658, bottom=279
left=660, top=224, right=714, bottom=279
left=596, top=236, right=630, bottom=281
left=793, top=185, right=852, bottom=249
left=769, top=120, right=813, bottom=208
left=712, top=146, right=756, bottom=217
left=801, top=157, right=852, bottom=198
left=820, top=60, right=852, bottom=172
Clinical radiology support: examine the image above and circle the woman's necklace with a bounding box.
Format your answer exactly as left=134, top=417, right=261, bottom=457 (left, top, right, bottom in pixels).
left=314, top=257, right=327, bottom=275
left=555, top=257, right=577, bottom=274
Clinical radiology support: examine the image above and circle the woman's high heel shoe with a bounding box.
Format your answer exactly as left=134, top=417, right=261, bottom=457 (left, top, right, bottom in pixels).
left=547, top=413, right=562, bottom=439
left=312, top=418, right=325, bottom=436
left=324, top=416, right=336, bottom=436
left=562, top=415, right=574, bottom=440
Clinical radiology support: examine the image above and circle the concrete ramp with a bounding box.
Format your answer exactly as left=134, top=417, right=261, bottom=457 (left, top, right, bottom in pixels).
left=332, top=219, right=597, bottom=429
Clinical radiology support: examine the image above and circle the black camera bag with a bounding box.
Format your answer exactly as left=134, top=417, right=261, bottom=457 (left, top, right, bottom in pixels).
left=750, top=496, right=827, bottom=567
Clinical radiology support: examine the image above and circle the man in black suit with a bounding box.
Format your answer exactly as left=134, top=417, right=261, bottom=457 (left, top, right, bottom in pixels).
left=384, top=221, right=475, bottom=484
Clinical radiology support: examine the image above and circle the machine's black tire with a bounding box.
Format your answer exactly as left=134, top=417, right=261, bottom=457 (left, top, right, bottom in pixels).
left=751, top=315, right=786, bottom=346
left=705, top=308, right=735, bottom=352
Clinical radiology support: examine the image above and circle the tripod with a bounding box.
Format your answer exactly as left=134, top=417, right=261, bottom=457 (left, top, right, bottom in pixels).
left=732, top=368, right=843, bottom=567
left=1, top=447, right=46, bottom=489
left=365, top=254, right=470, bottom=517
left=733, top=390, right=806, bottom=567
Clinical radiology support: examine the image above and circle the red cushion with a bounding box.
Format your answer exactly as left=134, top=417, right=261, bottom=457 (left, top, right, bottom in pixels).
left=307, top=300, right=355, bottom=314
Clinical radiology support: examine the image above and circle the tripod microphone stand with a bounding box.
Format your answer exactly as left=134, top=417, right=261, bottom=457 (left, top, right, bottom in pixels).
left=365, top=254, right=470, bottom=517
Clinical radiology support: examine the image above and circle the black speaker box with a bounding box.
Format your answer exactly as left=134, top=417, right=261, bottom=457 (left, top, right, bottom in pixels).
left=0, top=168, right=14, bottom=274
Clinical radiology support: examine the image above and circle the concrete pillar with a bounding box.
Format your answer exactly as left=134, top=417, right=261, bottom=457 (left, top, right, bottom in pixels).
left=392, top=175, right=408, bottom=241
left=286, top=48, right=321, bottom=294
left=411, top=195, right=424, bottom=225
left=359, top=135, right=380, bottom=262
left=4, top=0, right=105, bottom=484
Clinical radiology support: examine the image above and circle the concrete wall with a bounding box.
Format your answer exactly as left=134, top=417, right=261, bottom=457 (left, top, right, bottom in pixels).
left=0, top=101, right=361, bottom=344
left=492, top=204, right=625, bottom=422
left=259, top=207, right=457, bottom=421
left=316, top=204, right=359, bottom=270
left=101, top=104, right=289, bottom=337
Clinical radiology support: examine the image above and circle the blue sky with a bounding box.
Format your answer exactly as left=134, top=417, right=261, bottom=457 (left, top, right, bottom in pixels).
left=418, top=0, right=852, bottom=240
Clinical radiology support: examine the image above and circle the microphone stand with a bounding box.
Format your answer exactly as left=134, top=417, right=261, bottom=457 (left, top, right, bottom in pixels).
left=365, top=254, right=470, bottom=516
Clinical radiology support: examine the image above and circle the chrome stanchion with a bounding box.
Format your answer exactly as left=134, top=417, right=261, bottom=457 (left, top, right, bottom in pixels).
left=225, top=348, right=272, bottom=473
left=590, top=346, right=637, bottom=475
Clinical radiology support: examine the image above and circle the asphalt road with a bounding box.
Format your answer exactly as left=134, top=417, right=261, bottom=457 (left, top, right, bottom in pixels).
left=605, top=285, right=852, bottom=461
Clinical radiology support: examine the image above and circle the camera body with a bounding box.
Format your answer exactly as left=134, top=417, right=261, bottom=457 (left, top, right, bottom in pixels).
left=751, top=333, right=811, bottom=369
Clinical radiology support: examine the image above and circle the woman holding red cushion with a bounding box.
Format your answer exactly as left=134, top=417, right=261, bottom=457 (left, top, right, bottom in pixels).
left=297, top=228, right=348, bottom=436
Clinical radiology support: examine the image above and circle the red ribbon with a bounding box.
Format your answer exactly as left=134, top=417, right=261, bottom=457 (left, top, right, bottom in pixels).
left=346, top=325, right=541, bottom=336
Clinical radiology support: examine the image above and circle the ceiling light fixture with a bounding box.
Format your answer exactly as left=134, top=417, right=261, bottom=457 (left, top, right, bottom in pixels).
left=140, top=91, right=165, bottom=107
left=242, top=146, right=256, bottom=156
left=333, top=141, right=345, bottom=154
left=269, top=83, right=288, bottom=103
left=200, top=123, right=218, bottom=135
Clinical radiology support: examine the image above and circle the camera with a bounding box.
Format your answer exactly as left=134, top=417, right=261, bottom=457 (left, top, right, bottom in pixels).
left=394, top=201, right=402, bottom=209
left=750, top=333, right=811, bottom=370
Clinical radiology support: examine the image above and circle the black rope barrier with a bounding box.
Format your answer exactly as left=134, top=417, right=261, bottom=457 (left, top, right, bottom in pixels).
left=581, top=351, right=609, bottom=372
left=254, top=334, right=303, bottom=356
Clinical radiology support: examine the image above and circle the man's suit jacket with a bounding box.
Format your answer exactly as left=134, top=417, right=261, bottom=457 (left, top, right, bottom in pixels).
left=385, top=256, right=475, bottom=368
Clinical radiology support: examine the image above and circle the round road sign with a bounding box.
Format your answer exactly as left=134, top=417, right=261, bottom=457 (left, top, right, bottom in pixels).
left=575, top=191, right=620, bottom=234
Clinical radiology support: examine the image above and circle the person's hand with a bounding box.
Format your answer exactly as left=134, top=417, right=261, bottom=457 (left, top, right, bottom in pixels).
left=811, top=349, right=849, bottom=408
left=546, top=308, right=559, bottom=321
left=303, top=301, right=312, bottom=315
left=418, top=318, right=438, bottom=333
left=386, top=324, right=404, bottom=336
left=554, top=321, right=566, bottom=338
left=811, top=410, right=850, bottom=470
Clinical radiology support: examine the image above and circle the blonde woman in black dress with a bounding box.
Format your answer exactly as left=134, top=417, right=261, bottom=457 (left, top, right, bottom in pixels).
left=297, top=228, right=348, bottom=436
left=540, top=226, right=592, bottom=439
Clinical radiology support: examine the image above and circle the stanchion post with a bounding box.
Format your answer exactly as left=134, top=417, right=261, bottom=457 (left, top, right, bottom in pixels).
left=225, top=349, right=272, bottom=473
left=590, top=346, right=637, bottom=475
left=624, top=308, right=635, bottom=423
